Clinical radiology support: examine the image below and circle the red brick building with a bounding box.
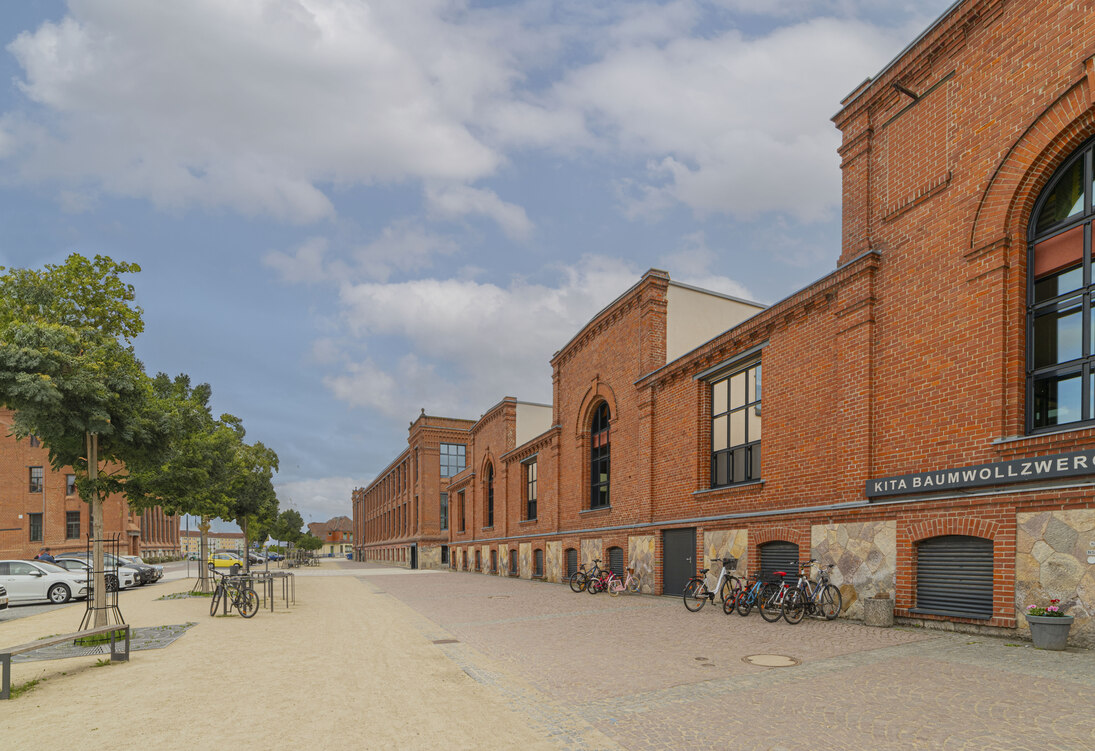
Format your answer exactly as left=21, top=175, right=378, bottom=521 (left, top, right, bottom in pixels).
left=0, top=409, right=179, bottom=559
left=354, top=0, right=1095, bottom=646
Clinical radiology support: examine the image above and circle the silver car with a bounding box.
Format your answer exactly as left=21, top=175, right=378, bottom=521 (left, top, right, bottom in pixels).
left=0, top=560, right=89, bottom=604
left=54, top=556, right=138, bottom=591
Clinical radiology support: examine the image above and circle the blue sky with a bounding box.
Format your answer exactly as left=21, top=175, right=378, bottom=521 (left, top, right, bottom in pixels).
left=0, top=0, right=955, bottom=529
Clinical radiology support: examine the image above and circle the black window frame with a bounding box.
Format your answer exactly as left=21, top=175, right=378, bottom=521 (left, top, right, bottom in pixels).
left=440, top=491, right=448, bottom=531
left=66, top=510, right=81, bottom=540
left=484, top=464, right=494, bottom=529
left=29, top=512, right=43, bottom=542
left=65, top=474, right=76, bottom=496
left=458, top=490, right=466, bottom=533
left=590, top=402, right=610, bottom=509
left=710, top=361, right=762, bottom=488
left=439, top=443, right=467, bottom=478
left=29, top=466, right=44, bottom=493
left=1027, top=139, right=1095, bottom=433
left=533, top=548, right=544, bottom=577
left=524, top=457, right=537, bottom=520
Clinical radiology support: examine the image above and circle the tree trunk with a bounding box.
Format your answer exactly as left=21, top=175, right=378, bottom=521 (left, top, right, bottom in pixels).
left=197, top=516, right=212, bottom=593
left=87, top=432, right=107, bottom=628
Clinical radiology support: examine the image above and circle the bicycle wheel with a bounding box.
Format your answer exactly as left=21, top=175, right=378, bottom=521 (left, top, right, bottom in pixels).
left=759, top=587, right=784, bottom=622
left=735, top=591, right=753, bottom=616
left=682, top=579, right=707, bottom=611
left=723, top=592, right=736, bottom=615
left=569, top=572, right=586, bottom=593
left=783, top=589, right=806, bottom=624
left=718, top=575, right=742, bottom=604
left=209, top=584, right=223, bottom=616
left=626, top=576, right=641, bottom=595
left=608, top=578, right=624, bottom=596
left=819, top=584, right=842, bottom=620
left=238, top=588, right=260, bottom=618
left=586, top=576, right=601, bottom=594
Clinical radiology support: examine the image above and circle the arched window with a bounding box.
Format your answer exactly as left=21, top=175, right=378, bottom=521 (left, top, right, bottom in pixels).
left=484, top=463, right=495, bottom=528
left=534, top=548, right=545, bottom=577
left=590, top=402, right=611, bottom=509
left=1028, top=139, right=1095, bottom=431
left=509, top=549, right=518, bottom=576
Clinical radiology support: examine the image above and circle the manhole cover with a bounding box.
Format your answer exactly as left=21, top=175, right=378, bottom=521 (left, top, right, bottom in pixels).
left=743, top=654, right=798, bottom=667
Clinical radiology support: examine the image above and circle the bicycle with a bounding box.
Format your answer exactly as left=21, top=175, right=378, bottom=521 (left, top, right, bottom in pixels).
left=585, top=559, right=611, bottom=594
left=210, top=573, right=259, bottom=618
left=757, top=569, right=795, bottom=622
left=608, top=567, right=643, bottom=596
left=724, top=574, right=777, bottom=616
left=682, top=556, right=742, bottom=612
left=781, top=560, right=842, bottom=624
left=568, top=563, right=589, bottom=593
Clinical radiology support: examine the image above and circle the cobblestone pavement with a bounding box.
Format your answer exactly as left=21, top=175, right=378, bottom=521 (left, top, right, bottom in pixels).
left=353, top=563, right=1095, bottom=750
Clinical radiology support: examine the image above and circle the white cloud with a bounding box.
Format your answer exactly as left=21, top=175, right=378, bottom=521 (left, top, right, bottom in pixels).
left=425, top=184, right=534, bottom=241
left=275, top=475, right=357, bottom=522
left=263, top=236, right=331, bottom=283
left=329, top=256, right=642, bottom=417
left=660, top=232, right=755, bottom=300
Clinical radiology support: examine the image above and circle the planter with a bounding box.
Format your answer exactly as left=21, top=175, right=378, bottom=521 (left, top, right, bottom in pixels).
left=863, top=597, right=894, bottom=627
left=1027, top=614, right=1074, bottom=650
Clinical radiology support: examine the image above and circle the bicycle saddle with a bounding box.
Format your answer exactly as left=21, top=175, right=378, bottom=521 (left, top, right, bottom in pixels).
left=773, top=571, right=787, bottom=577
left=699, top=568, right=710, bottom=575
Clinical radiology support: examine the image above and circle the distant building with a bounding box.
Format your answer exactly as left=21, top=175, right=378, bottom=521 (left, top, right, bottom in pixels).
left=308, top=516, right=354, bottom=557
left=180, top=529, right=245, bottom=556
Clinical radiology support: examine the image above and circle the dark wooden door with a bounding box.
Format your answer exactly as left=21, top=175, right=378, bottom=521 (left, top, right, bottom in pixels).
left=662, top=528, right=696, bottom=596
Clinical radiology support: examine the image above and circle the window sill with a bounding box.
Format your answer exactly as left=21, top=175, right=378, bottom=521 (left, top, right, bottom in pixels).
left=519, top=518, right=538, bottom=525
left=692, top=480, right=764, bottom=496
left=993, top=424, right=1095, bottom=446
left=481, top=526, right=494, bottom=531
left=581, top=506, right=611, bottom=514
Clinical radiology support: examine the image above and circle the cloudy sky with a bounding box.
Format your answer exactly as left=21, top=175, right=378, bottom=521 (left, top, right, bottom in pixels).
left=0, top=0, right=955, bottom=528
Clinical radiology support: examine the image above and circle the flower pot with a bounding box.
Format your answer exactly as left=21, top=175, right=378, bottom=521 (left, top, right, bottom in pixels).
left=1026, top=614, right=1074, bottom=650
left=863, top=597, right=894, bottom=627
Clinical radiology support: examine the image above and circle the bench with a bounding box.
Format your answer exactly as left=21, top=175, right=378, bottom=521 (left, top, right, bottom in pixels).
left=2, top=623, right=130, bottom=700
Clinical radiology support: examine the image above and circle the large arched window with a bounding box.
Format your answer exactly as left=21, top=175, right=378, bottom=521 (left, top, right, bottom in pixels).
left=1028, top=139, right=1095, bottom=431
left=590, top=402, right=611, bottom=509
left=484, top=463, right=495, bottom=528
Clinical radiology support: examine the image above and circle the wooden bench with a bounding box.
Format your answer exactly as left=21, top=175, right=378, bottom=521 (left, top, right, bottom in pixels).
left=2, top=623, right=130, bottom=699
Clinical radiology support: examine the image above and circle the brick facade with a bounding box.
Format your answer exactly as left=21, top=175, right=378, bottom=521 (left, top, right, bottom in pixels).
left=0, top=409, right=179, bottom=559
left=352, top=1, right=1095, bottom=645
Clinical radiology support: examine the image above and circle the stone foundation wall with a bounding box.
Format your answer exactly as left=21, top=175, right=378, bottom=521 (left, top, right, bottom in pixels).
left=628, top=535, right=655, bottom=594
left=703, top=528, right=747, bottom=589
left=811, top=520, right=896, bottom=620
left=418, top=545, right=442, bottom=570
left=519, top=542, right=532, bottom=578
left=1017, top=509, right=1095, bottom=647
left=581, top=538, right=603, bottom=570
left=545, top=541, right=562, bottom=583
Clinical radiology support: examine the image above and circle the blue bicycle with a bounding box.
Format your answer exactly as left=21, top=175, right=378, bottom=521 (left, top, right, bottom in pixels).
left=724, top=573, right=778, bottom=616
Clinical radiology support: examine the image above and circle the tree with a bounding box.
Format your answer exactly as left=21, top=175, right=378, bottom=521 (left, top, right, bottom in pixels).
left=0, top=255, right=164, bottom=625
left=297, top=533, right=323, bottom=552
left=125, top=374, right=242, bottom=592
left=223, top=424, right=279, bottom=574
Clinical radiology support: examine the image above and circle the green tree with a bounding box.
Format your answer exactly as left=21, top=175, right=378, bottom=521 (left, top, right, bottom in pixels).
left=223, top=424, right=279, bottom=573
left=0, top=255, right=163, bottom=625
left=125, top=374, right=243, bottom=592
left=297, top=533, right=323, bottom=552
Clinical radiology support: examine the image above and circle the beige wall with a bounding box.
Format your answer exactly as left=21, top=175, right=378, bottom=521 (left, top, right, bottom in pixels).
left=665, top=282, right=764, bottom=362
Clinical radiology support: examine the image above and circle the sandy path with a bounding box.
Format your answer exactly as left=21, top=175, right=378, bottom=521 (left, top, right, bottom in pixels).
left=1, top=570, right=557, bottom=749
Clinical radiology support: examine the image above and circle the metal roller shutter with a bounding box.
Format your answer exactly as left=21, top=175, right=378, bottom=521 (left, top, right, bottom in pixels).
left=566, top=548, right=578, bottom=578
left=608, top=547, right=625, bottom=577
left=914, top=535, right=993, bottom=619
left=759, top=541, right=799, bottom=584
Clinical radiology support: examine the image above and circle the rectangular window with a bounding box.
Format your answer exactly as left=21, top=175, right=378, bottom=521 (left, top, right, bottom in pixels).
left=440, top=443, right=467, bottom=478
left=524, top=459, right=538, bottom=520
left=440, top=492, right=449, bottom=531
left=458, top=490, right=466, bottom=533
left=29, top=512, right=43, bottom=542
left=29, top=434, right=40, bottom=447
left=29, top=466, right=44, bottom=493
left=66, top=474, right=76, bottom=496
left=711, top=362, right=762, bottom=487
left=66, top=511, right=81, bottom=540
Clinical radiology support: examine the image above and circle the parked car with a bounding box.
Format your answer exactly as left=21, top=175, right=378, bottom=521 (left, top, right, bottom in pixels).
left=207, top=551, right=243, bottom=573
left=0, top=560, right=89, bottom=604
left=54, top=556, right=138, bottom=591
left=248, top=552, right=266, bottom=564
left=120, top=555, right=164, bottom=581
left=0, top=584, right=8, bottom=610
left=265, top=551, right=283, bottom=561
left=59, top=551, right=155, bottom=585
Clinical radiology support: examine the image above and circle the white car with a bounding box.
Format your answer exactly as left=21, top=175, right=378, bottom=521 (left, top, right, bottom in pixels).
left=0, top=560, right=89, bottom=604
left=54, top=557, right=138, bottom=590
left=0, top=585, right=8, bottom=610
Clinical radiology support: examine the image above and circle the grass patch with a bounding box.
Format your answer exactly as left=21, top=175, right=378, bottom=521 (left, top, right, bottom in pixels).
left=10, top=678, right=42, bottom=699
left=74, top=629, right=126, bottom=647
left=92, top=658, right=111, bottom=667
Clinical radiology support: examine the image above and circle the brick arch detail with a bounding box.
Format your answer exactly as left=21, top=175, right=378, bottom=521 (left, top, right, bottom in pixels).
left=574, top=380, right=618, bottom=437
left=749, top=526, right=808, bottom=550
left=970, top=78, right=1095, bottom=252
left=906, top=516, right=1001, bottom=545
